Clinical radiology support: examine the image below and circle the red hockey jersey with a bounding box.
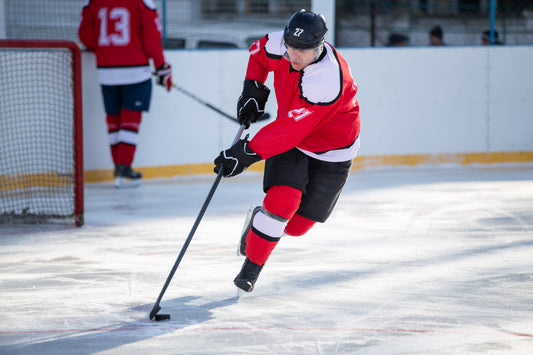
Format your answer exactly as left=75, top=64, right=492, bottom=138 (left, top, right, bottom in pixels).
left=78, top=0, right=166, bottom=85
left=246, top=31, right=360, bottom=162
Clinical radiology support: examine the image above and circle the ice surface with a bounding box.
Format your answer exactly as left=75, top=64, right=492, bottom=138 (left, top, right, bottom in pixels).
left=1, top=165, right=532, bottom=354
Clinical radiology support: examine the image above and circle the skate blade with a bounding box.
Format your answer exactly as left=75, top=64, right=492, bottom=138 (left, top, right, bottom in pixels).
left=114, top=177, right=141, bottom=189
left=235, top=287, right=246, bottom=299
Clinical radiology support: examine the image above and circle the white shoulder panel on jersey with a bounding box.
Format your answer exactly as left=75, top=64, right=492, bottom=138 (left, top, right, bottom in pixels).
left=142, top=0, right=157, bottom=10
left=300, top=43, right=342, bottom=105
left=264, top=31, right=286, bottom=57
left=83, top=0, right=90, bottom=6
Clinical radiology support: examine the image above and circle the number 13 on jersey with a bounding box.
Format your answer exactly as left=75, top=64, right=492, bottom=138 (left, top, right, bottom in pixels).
left=98, top=7, right=130, bottom=46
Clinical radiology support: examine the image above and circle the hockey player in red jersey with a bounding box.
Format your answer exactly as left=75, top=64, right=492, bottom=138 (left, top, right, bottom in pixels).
left=78, top=0, right=172, bottom=188
left=214, top=9, right=361, bottom=292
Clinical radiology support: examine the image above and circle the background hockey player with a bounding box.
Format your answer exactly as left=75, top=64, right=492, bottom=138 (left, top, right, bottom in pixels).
left=78, top=0, right=172, bottom=188
left=214, top=9, right=361, bottom=292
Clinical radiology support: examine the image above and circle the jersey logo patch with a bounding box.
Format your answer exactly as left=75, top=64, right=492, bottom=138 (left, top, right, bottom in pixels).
left=288, top=108, right=312, bottom=122
left=249, top=40, right=260, bottom=55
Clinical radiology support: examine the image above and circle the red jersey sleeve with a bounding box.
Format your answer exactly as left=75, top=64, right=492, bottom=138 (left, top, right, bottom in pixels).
left=78, top=4, right=97, bottom=51
left=139, top=0, right=165, bottom=68
left=248, top=102, right=336, bottom=160
left=245, top=36, right=271, bottom=83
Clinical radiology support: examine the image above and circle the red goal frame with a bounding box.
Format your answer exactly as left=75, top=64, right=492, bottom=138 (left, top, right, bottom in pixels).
left=0, top=40, right=84, bottom=226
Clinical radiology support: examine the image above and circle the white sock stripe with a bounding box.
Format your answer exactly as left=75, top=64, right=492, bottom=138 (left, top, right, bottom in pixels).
left=108, top=129, right=139, bottom=146
left=108, top=131, right=119, bottom=145
left=109, top=130, right=138, bottom=146
left=118, top=130, right=139, bottom=145
left=252, top=210, right=287, bottom=238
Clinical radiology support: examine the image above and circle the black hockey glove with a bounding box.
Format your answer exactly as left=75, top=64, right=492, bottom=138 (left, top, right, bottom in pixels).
left=237, top=79, right=270, bottom=128
left=155, top=63, right=172, bottom=91
left=214, top=139, right=262, bottom=177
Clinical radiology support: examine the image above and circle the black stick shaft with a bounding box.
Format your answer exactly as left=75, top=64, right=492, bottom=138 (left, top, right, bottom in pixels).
left=171, top=84, right=270, bottom=123
left=149, top=125, right=246, bottom=320
left=173, top=84, right=235, bottom=121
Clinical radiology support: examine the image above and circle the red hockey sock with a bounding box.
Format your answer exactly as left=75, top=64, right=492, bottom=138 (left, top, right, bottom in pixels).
left=244, top=185, right=303, bottom=265
left=245, top=229, right=279, bottom=265
left=263, top=185, right=302, bottom=219
left=284, top=213, right=316, bottom=236
left=120, top=108, right=142, bottom=131
left=106, top=114, right=120, bottom=164
left=116, top=144, right=136, bottom=166
left=115, top=109, right=142, bottom=166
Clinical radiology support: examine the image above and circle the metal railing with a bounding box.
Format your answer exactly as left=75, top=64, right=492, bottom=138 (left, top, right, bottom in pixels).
left=1, top=0, right=532, bottom=47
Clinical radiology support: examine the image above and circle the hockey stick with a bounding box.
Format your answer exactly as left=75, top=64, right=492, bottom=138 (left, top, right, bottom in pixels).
left=171, top=83, right=270, bottom=123
left=168, top=81, right=270, bottom=123
left=149, top=124, right=247, bottom=321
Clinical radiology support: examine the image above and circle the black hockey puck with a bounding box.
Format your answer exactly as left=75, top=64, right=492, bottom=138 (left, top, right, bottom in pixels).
left=154, top=314, right=171, bottom=321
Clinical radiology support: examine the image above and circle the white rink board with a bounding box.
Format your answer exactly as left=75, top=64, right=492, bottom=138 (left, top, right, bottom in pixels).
left=80, top=46, right=533, bottom=171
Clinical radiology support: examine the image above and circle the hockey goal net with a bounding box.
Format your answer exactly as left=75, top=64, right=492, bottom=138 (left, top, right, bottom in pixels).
left=0, top=40, right=84, bottom=226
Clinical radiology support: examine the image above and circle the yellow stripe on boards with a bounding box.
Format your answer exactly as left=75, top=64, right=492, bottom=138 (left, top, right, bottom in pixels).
left=0, top=173, right=74, bottom=191
left=81, top=151, right=533, bottom=184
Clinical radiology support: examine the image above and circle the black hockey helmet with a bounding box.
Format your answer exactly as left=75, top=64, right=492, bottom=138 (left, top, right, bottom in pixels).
left=283, top=9, right=328, bottom=50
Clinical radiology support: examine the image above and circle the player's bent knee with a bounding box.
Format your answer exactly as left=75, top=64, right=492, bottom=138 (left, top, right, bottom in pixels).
left=284, top=214, right=316, bottom=236
left=263, top=185, right=302, bottom=219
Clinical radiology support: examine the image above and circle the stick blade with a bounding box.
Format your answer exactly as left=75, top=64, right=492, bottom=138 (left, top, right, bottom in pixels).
left=154, top=314, right=171, bottom=321
left=149, top=305, right=161, bottom=320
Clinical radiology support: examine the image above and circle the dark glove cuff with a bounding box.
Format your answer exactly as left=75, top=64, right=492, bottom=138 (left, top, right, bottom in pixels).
left=242, top=140, right=262, bottom=163
left=156, top=63, right=171, bottom=75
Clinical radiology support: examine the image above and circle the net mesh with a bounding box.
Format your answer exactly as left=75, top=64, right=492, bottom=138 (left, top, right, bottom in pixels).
left=0, top=45, right=80, bottom=225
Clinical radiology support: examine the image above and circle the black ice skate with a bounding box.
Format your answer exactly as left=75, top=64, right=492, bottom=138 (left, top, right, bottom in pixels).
left=114, top=164, right=142, bottom=189
left=234, top=257, right=263, bottom=292
left=238, top=206, right=262, bottom=256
